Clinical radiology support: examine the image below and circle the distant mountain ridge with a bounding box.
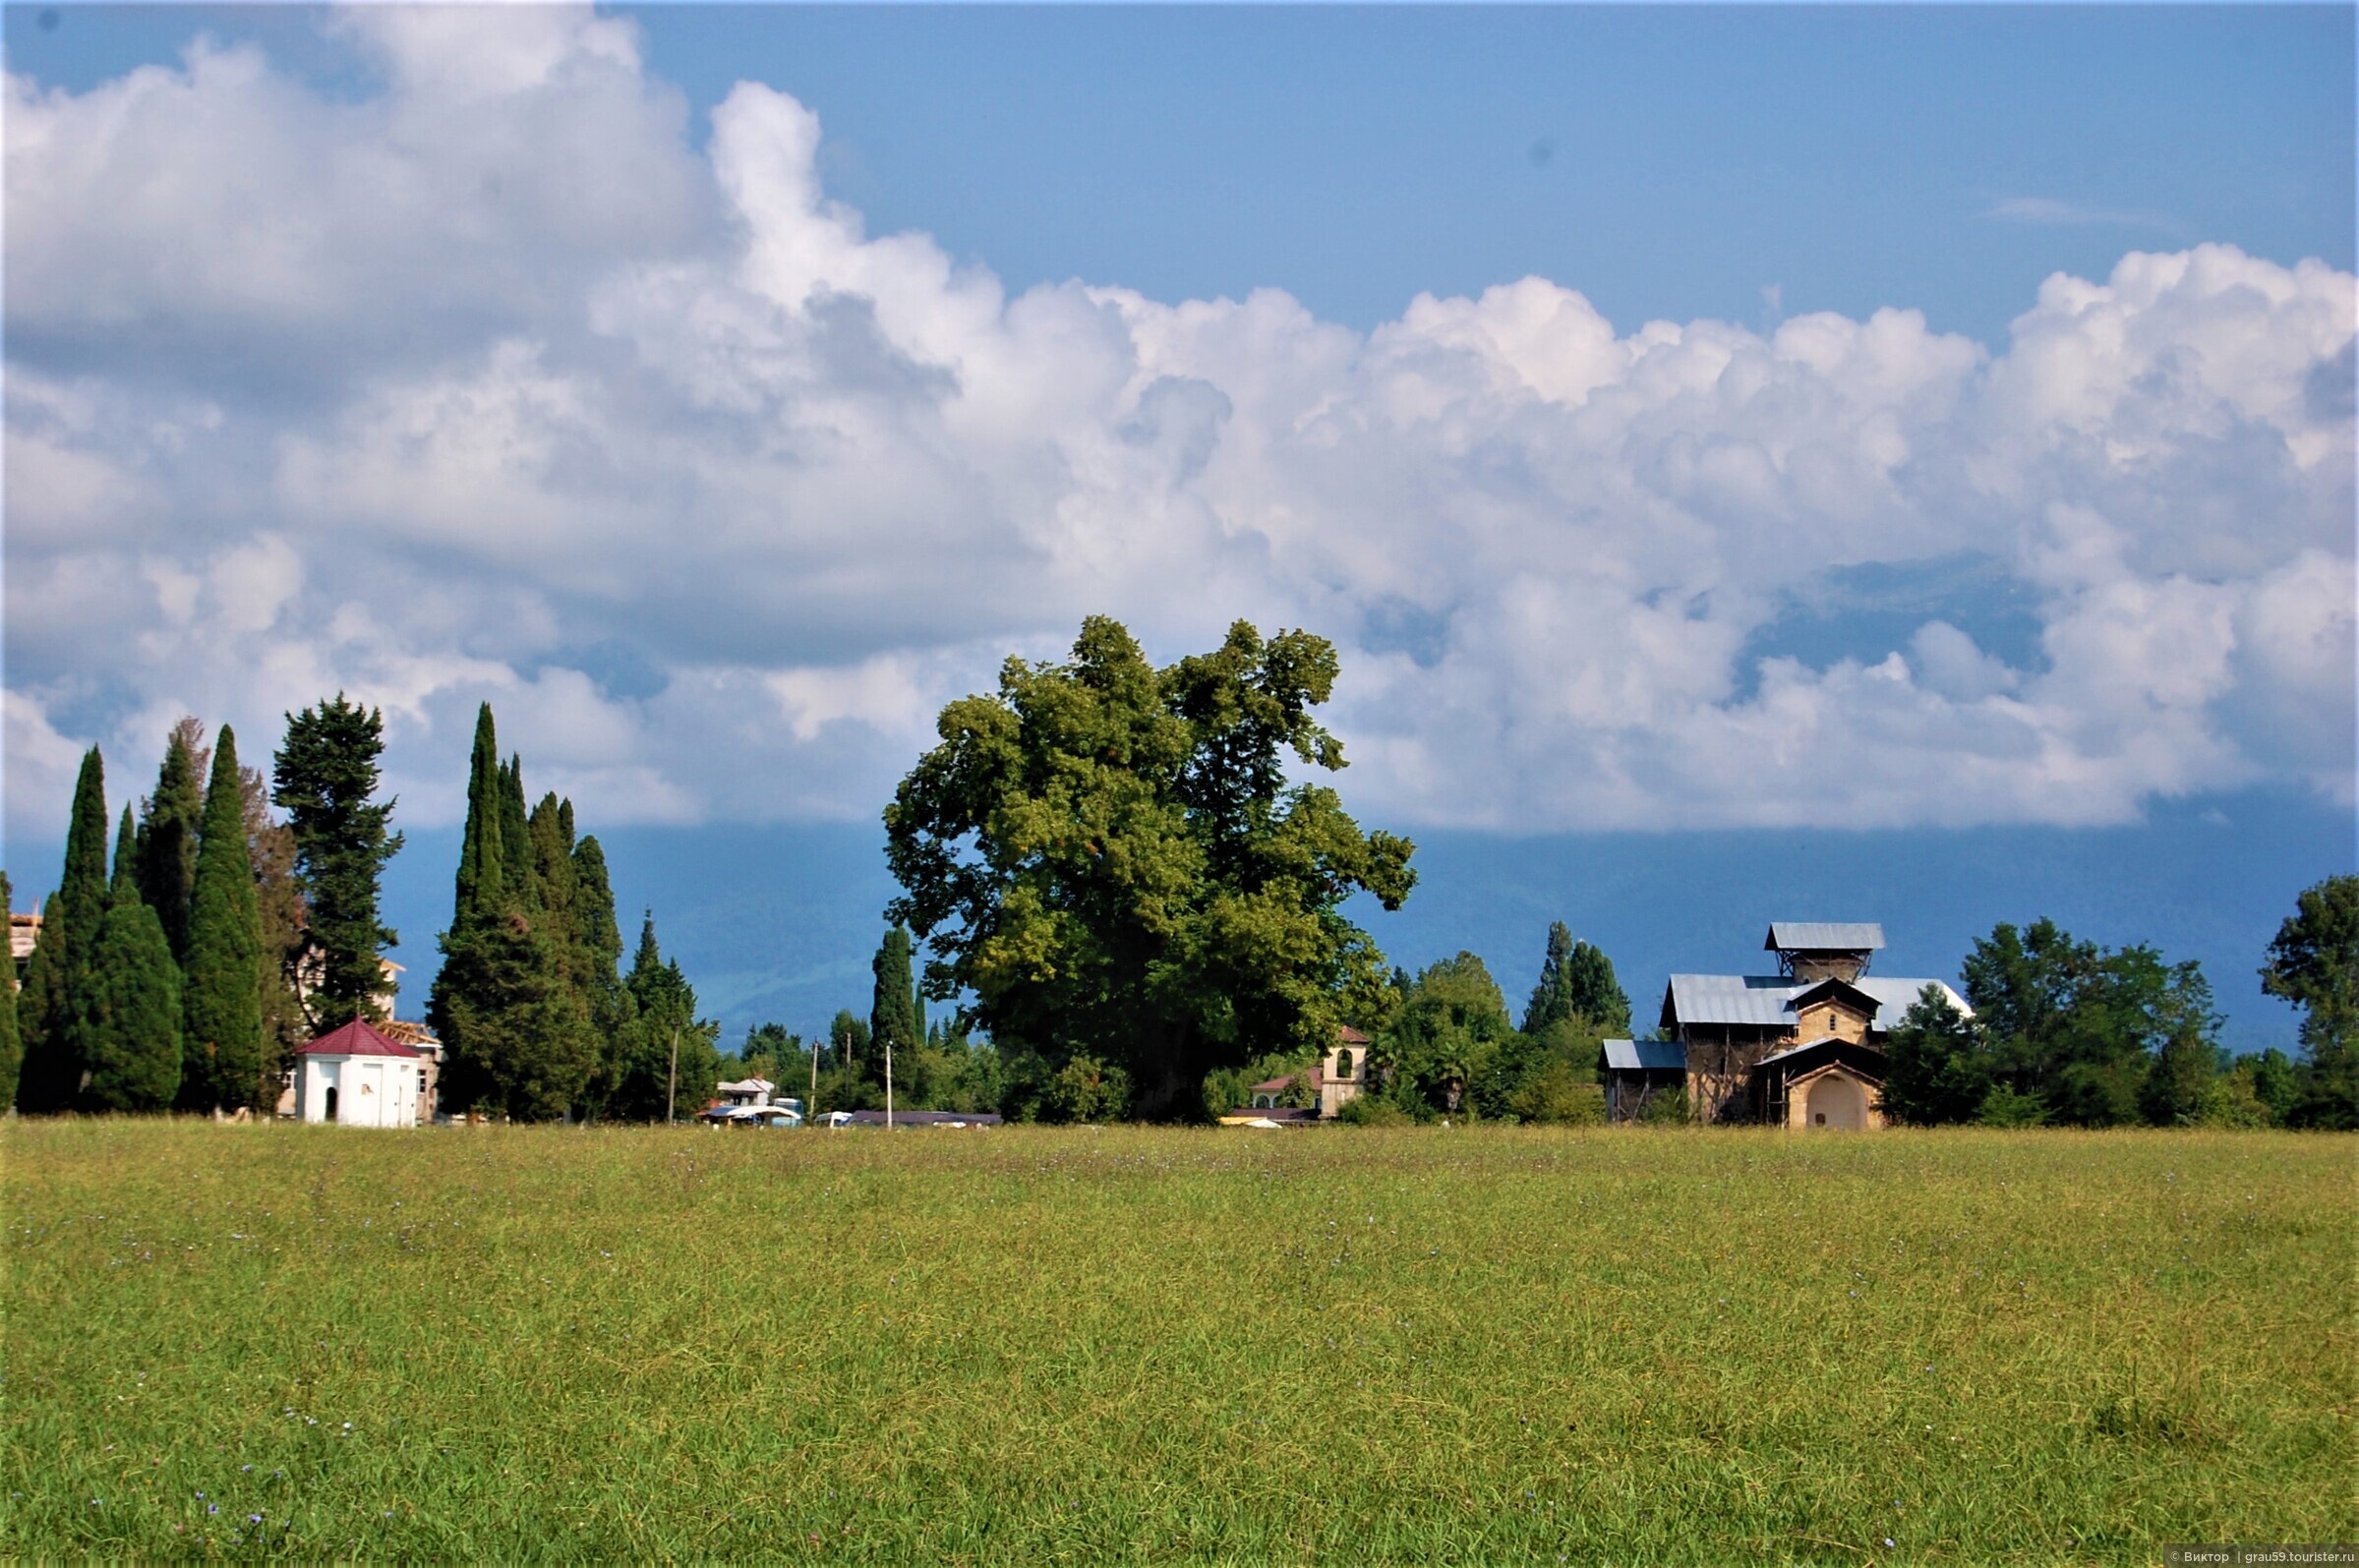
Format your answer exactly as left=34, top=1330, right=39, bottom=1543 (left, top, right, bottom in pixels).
left=13, top=786, right=2343, bottom=1056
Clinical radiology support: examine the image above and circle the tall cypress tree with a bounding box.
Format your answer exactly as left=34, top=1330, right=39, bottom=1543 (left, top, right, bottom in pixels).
left=181, top=726, right=266, bottom=1112
left=1523, top=922, right=1580, bottom=1036
left=134, top=726, right=205, bottom=965
left=572, top=834, right=633, bottom=1117
left=273, top=695, right=402, bottom=1025
left=0, top=870, right=22, bottom=1110
left=83, top=807, right=183, bottom=1112
left=871, top=926, right=919, bottom=1068
left=432, top=705, right=507, bottom=1114
left=430, top=715, right=597, bottom=1121
left=20, top=748, right=111, bottom=1111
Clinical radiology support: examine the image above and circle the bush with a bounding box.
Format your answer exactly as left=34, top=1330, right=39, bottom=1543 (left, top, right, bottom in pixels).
left=1044, top=1054, right=1132, bottom=1123
left=1976, top=1083, right=2049, bottom=1128
left=2198, top=1076, right=2271, bottom=1129
left=1638, top=1087, right=1689, bottom=1126
left=1508, top=1061, right=1606, bottom=1125
left=1337, top=1093, right=1415, bottom=1127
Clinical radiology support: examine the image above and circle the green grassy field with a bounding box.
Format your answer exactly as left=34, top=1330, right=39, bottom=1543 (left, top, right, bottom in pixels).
left=3, top=1121, right=2351, bottom=1563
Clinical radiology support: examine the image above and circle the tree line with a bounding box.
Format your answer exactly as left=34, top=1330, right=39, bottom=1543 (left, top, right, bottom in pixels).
left=6, top=700, right=390, bottom=1114
left=1883, top=885, right=2358, bottom=1131
left=7, top=619, right=2350, bottom=1132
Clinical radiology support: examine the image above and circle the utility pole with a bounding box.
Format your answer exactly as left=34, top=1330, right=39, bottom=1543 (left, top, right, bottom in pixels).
left=809, top=1033, right=818, bottom=1120
left=666, top=1023, right=679, bottom=1125
left=885, top=1035, right=894, bottom=1132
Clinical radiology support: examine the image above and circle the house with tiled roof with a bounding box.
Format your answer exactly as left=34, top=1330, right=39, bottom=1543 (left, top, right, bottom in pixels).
left=1603, top=924, right=1970, bottom=1128
left=291, top=1017, right=429, bottom=1128
left=1217, top=1025, right=1373, bottom=1125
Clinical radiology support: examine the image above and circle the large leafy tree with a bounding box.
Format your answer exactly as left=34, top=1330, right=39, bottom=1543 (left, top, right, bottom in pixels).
left=2260, top=874, right=2359, bottom=1129
left=1386, top=952, right=1516, bottom=1116
left=1962, top=917, right=2219, bottom=1127
left=273, top=695, right=402, bottom=1025
left=133, top=724, right=206, bottom=965
left=81, top=808, right=183, bottom=1112
left=1880, top=985, right=1993, bottom=1126
left=886, top=617, right=1414, bottom=1121
left=181, top=726, right=267, bottom=1112
left=19, top=747, right=111, bottom=1112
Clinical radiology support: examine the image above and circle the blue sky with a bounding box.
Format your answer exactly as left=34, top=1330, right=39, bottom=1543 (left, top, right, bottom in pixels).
left=12, top=5, right=2351, bottom=341
left=4, top=4, right=2353, bottom=1048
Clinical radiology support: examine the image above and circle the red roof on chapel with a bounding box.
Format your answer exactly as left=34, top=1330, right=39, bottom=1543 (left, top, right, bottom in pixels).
left=294, top=1017, right=422, bottom=1059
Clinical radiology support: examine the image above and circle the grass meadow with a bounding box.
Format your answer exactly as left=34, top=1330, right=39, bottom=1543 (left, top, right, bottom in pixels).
left=3, top=1121, right=2351, bottom=1564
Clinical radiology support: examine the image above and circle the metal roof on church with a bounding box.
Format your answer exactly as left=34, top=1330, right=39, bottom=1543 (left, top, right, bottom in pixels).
left=1765, top=922, right=1886, bottom=952
left=1603, top=1038, right=1686, bottom=1073
left=1666, top=973, right=1969, bottom=1027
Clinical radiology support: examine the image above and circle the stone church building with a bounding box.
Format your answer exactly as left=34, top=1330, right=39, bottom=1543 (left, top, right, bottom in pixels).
left=1604, top=923, right=1970, bottom=1128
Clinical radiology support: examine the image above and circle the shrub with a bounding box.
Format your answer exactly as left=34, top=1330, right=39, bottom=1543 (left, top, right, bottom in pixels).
left=1337, top=1093, right=1415, bottom=1127
left=1976, top=1083, right=2049, bottom=1128
left=1638, top=1087, right=1690, bottom=1126
left=1509, top=1060, right=1606, bottom=1125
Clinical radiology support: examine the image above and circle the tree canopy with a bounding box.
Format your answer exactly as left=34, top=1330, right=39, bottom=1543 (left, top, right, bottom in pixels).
left=885, top=617, right=1414, bottom=1120
left=273, top=694, right=401, bottom=1025
left=2261, top=874, right=2359, bottom=1129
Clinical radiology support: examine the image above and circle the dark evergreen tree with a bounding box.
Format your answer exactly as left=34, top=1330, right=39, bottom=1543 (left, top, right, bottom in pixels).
left=1563, top=941, right=1632, bottom=1037
left=82, top=808, right=183, bottom=1112
left=1881, top=986, right=1992, bottom=1125
left=134, top=726, right=205, bottom=965
left=181, top=726, right=266, bottom=1112
left=430, top=711, right=600, bottom=1121
left=16, top=893, right=67, bottom=1112
left=0, top=870, right=22, bottom=1110
left=871, top=927, right=919, bottom=1069
left=1523, top=922, right=1633, bottom=1039
left=1523, top=922, right=1579, bottom=1035
left=570, top=834, right=633, bottom=1116
left=19, top=747, right=111, bottom=1111
left=603, top=915, right=718, bottom=1120
left=272, top=695, right=401, bottom=1025
left=2140, top=1020, right=2216, bottom=1127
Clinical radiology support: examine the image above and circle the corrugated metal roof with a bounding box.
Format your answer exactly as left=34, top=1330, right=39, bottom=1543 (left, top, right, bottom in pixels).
left=1668, top=974, right=1800, bottom=1026
left=1603, top=1038, right=1687, bottom=1073
left=1765, top=922, right=1886, bottom=952
left=1857, top=977, right=1972, bottom=1017
left=1668, top=973, right=1969, bottom=1027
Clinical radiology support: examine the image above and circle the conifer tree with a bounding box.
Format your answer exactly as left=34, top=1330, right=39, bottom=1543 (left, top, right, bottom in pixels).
left=1523, top=923, right=1629, bottom=1038
left=571, top=835, right=633, bottom=1116
left=19, top=747, right=111, bottom=1111
left=181, top=726, right=266, bottom=1112
left=134, top=726, right=205, bottom=964
left=82, top=807, right=183, bottom=1111
left=272, top=696, right=401, bottom=1024
left=0, top=870, right=22, bottom=1110
left=603, top=914, right=718, bottom=1120
left=16, top=895, right=66, bottom=1112
left=871, top=927, right=919, bottom=1067
left=431, top=711, right=600, bottom=1121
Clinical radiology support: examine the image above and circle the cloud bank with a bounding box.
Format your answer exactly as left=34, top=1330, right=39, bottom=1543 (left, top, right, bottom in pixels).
left=6, top=8, right=2352, bottom=841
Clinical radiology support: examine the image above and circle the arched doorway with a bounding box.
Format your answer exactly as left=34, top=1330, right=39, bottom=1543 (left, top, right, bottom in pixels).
left=324, top=1084, right=339, bottom=1124
left=1805, top=1073, right=1865, bottom=1130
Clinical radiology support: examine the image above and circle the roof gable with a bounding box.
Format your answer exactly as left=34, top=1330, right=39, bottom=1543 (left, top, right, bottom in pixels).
left=1765, top=922, right=1886, bottom=953
left=296, top=1017, right=422, bottom=1059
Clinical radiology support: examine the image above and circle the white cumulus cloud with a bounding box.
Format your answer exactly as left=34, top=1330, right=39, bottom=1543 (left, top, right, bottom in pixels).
left=5, top=8, right=2351, bottom=843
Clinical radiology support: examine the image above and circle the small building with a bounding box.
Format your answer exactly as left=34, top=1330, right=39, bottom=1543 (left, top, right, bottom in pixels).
left=715, top=1076, right=776, bottom=1109
left=292, top=1017, right=426, bottom=1128
left=1603, top=923, right=1970, bottom=1128
left=1220, top=1025, right=1372, bottom=1125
